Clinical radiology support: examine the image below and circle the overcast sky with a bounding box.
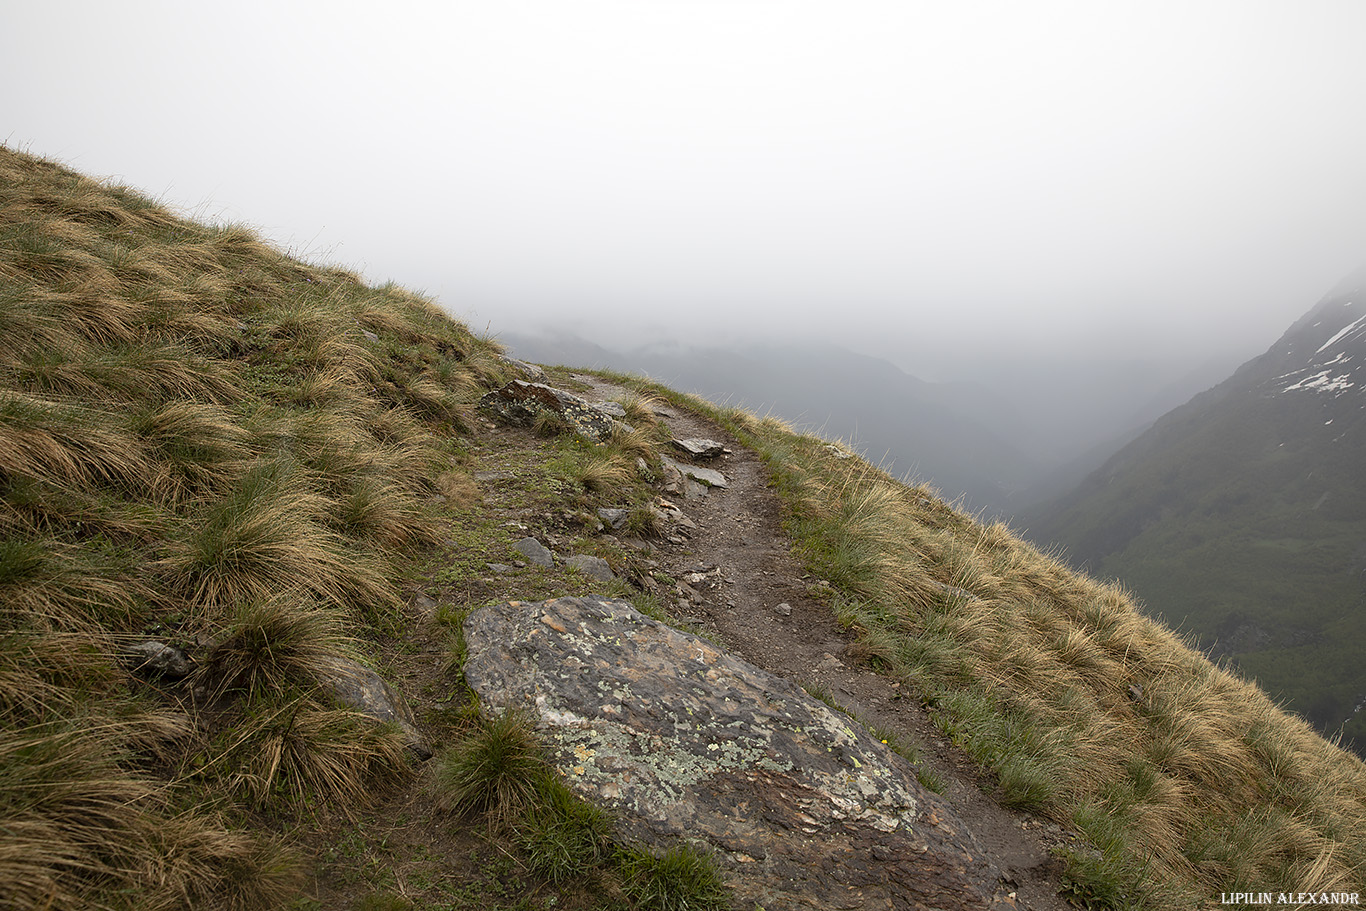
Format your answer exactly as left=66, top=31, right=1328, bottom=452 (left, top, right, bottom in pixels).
left=6, top=1, right=1366, bottom=381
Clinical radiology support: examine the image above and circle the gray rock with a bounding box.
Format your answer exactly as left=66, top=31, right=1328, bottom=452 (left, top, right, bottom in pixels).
left=671, top=437, right=727, bottom=459
left=660, top=455, right=727, bottom=490
left=564, top=554, right=615, bottom=582
left=596, top=508, right=629, bottom=530
left=773, top=602, right=793, bottom=617
left=513, top=537, right=555, bottom=567
left=320, top=657, right=431, bottom=759
left=463, top=596, right=1012, bottom=911
left=595, top=401, right=627, bottom=418
left=122, top=641, right=194, bottom=680
left=498, top=356, right=546, bottom=381
left=477, top=380, right=618, bottom=442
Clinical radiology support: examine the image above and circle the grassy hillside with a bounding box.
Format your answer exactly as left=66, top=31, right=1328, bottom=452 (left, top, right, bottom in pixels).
left=3, top=144, right=1365, bottom=911
left=0, top=144, right=516, bottom=909
left=1021, top=300, right=1366, bottom=753
left=602, top=381, right=1366, bottom=908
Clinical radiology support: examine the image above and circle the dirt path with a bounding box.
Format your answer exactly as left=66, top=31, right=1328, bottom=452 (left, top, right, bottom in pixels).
left=574, top=375, right=1080, bottom=911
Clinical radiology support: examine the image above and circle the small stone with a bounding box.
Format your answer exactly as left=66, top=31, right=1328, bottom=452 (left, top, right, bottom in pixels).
left=594, top=401, right=627, bottom=418
left=513, top=537, right=554, bottom=567
left=498, top=356, right=546, bottom=381
left=565, top=554, right=615, bottom=582
left=320, top=657, right=431, bottom=759
left=486, top=563, right=515, bottom=573
left=774, top=602, right=793, bottom=617
left=597, top=508, right=629, bottom=530
left=122, top=641, right=194, bottom=680
left=661, top=456, right=728, bottom=489
left=671, top=438, right=727, bottom=459
left=815, top=653, right=844, bottom=672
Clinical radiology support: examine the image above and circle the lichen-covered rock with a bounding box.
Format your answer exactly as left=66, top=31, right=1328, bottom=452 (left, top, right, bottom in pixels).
left=478, top=380, right=618, bottom=442
left=463, top=596, right=1014, bottom=911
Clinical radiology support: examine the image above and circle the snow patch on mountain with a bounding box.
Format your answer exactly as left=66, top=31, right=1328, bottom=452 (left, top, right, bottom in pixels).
left=1315, top=313, right=1366, bottom=354
left=1282, top=370, right=1355, bottom=394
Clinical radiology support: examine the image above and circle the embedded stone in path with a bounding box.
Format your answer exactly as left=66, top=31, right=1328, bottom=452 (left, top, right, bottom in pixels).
left=670, top=437, right=727, bottom=459
left=463, top=596, right=1014, bottom=911
left=661, top=455, right=728, bottom=489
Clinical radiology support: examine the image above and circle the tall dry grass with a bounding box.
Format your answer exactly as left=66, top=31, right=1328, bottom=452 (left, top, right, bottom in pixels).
left=716, top=410, right=1366, bottom=908
left=0, top=143, right=507, bottom=909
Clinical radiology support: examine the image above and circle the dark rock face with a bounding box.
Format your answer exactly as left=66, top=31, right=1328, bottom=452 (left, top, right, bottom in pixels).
left=478, top=380, right=619, bottom=442
left=464, top=596, right=1013, bottom=911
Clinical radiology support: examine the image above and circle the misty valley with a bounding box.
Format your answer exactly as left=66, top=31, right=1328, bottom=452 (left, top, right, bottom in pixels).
left=506, top=271, right=1366, bottom=756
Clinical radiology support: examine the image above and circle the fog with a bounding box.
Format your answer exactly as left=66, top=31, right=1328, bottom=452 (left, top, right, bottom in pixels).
left=6, top=1, right=1366, bottom=385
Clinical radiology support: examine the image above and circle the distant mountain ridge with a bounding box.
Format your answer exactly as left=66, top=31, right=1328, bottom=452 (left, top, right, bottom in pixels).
left=1023, top=267, right=1366, bottom=751
left=499, top=331, right=1236, bottom=516
left=501, top=332, right=1041, bottom=512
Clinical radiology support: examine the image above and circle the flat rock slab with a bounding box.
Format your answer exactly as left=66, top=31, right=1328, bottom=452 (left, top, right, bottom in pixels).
left=671, top=437, right=728, bottom=459
left=464, top=596, right=1013, bottom=911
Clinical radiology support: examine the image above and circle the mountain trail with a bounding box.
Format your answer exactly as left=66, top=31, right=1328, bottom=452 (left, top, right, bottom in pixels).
left=572, top=375, right=1080, bottom=911
left=309, top=372, right=1084, bottom=909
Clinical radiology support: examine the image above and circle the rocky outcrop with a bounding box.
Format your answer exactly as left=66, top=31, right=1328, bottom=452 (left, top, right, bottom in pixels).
left=478, top=380, right=620, bottom=442
left=463, top=596, right=1014, bottom=911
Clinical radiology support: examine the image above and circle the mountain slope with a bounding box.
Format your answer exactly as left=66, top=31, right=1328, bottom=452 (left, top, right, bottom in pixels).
left=5, top=144, right=1365, bottom=911
left=1024, top=269, right=1366, bottom=749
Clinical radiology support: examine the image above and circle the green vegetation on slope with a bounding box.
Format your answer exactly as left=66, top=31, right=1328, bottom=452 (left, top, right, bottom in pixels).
left=594, top=370, right=1366, bottom=910
left=1023, top=356, right=1366, bottom=751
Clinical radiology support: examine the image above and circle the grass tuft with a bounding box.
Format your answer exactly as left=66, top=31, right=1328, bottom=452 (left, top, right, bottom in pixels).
left=619, top=842, right=731, bottom=911
left=433, top=709, right=546, bottom=831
